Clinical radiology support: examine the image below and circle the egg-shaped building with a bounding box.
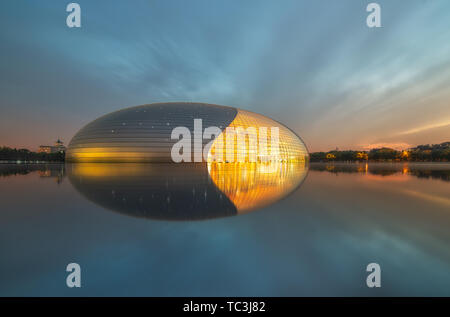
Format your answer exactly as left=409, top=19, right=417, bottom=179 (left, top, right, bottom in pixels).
left=66, top=102, right=308, bottom=163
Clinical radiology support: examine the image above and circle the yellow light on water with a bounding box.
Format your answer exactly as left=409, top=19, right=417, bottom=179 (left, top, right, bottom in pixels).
left=207, top=161, right=307, bottom=213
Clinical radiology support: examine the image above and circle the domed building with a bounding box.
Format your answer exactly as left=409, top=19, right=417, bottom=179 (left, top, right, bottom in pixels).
left=66, top=102, right=308, bottom=164
left=38, top=139, right=66, bottom=154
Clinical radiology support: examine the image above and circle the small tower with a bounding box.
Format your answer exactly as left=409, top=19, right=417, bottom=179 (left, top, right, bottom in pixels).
left=53, top=139, right=66, bottom=153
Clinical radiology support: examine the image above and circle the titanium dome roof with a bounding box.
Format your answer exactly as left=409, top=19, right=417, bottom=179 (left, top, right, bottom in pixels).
left=66, top=102, right=237, bottom=162
left=66, top=102, right=308, bottom=163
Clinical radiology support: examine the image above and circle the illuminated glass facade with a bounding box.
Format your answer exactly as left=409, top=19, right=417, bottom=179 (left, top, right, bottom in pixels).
left=207, top=109, right=308, bottom=163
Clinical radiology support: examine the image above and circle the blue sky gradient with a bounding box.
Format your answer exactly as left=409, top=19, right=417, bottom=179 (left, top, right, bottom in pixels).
left=1, top=0, right=450, bottom=151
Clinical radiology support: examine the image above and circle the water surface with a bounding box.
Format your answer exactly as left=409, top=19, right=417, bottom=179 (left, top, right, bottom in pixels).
left=1, top=162, right=449, bottom=296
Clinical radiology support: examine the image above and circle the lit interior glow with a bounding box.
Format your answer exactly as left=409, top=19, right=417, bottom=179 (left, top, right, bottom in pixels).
left=207, top=109, right=308, bottom=163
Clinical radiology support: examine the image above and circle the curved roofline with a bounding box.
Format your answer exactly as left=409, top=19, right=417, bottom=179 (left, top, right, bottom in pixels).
left=119, top=101, right=238, bottom=112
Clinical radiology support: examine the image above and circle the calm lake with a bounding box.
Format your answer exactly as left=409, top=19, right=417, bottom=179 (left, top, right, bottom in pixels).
left=1, top=162, right=449, bottom=296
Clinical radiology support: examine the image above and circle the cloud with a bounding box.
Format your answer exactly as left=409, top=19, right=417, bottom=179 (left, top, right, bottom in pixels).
left=359, top=142, right=412, bottom=151
left=397, top=121, right=450, bottom=136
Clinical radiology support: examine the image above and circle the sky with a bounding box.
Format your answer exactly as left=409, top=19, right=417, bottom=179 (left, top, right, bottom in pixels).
left=1, top=0, right=449, bottom=152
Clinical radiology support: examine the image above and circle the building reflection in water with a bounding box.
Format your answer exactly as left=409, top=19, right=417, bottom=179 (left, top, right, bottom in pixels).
left=38, top=166, right=65, bottom=184
left=309, top=162, right=450, bottom=181
left=67, top=162, right=308, bottom=221
left=208, top=162, right=307, bottom=213
left=0, top=164, right=65, bottom=184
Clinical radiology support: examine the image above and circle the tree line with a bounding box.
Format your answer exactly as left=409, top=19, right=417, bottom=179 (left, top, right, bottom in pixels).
left=0, top=147, right=65, bottom=162
left=310, top=142, right=450, bottom=162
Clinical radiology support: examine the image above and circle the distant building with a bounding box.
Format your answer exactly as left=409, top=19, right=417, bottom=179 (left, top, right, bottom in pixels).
left=38, top=139, right=66, bottom=154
